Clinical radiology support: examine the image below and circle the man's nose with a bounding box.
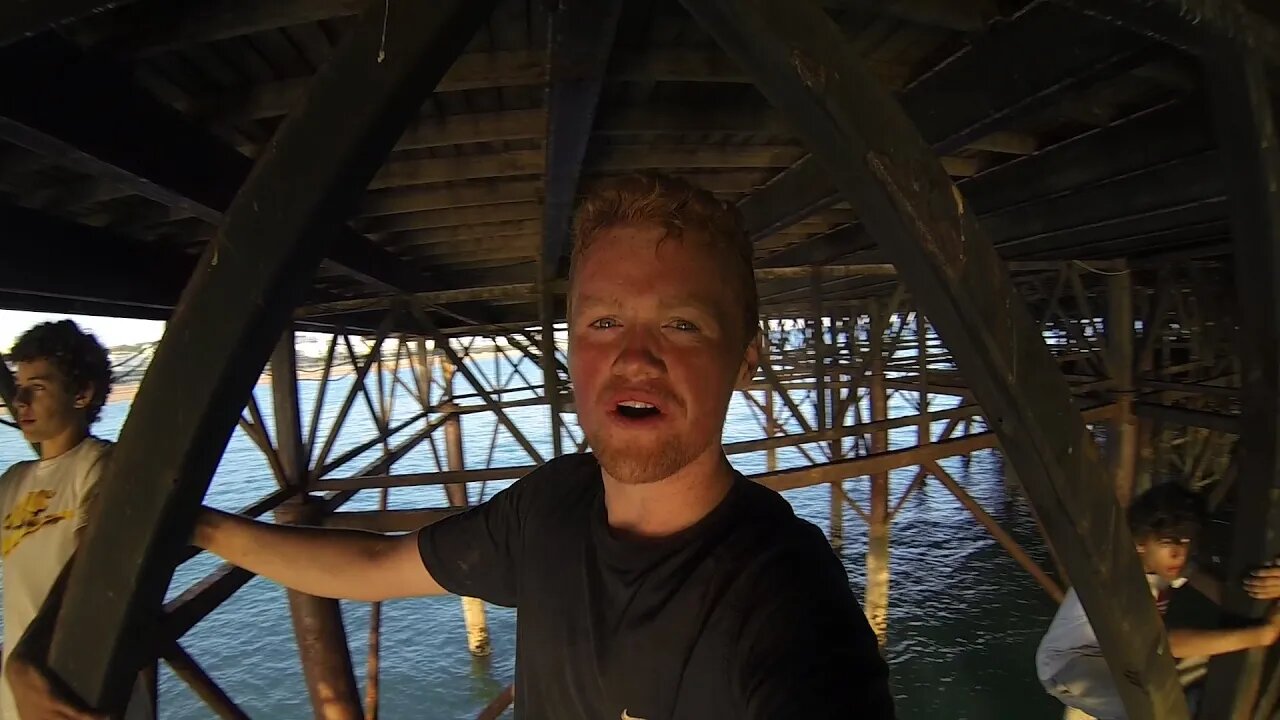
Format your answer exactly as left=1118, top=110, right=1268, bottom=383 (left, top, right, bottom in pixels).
left=613, top=328, right=664, bottom=377
left=13, top=386, right=33, bottom=408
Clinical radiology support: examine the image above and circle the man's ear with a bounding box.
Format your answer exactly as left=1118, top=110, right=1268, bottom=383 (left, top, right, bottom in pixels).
left=735, top=329, right=762, bottom=389
left=72, top=382, right=95, bottom=410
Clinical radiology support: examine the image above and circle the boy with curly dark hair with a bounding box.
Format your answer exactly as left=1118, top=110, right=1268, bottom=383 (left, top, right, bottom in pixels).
left=0, top=320, right=116, bottom=719
left=1036, top=482, right=1280, bottom=719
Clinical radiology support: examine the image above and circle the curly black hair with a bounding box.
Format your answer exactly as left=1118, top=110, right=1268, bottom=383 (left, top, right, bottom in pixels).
left=9, top=320, right=112, bottom=425
left=1127, top=482, right=1206, bottom=543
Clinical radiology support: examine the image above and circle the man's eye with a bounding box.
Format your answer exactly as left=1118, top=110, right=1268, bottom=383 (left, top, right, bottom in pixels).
left=669, top=319, right=699, bottom=332
left=590, top=318, right=619, bottom=330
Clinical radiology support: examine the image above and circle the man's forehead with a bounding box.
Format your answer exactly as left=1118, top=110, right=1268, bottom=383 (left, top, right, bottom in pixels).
left=15, top=358, right=59, bottom=379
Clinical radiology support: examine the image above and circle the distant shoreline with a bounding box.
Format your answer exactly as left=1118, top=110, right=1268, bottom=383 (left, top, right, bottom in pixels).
left=106, top=363, right=367, bottom=406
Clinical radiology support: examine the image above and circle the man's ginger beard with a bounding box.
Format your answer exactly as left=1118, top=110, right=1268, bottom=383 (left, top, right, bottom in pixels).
left=591, top=428, right=702, bottom=485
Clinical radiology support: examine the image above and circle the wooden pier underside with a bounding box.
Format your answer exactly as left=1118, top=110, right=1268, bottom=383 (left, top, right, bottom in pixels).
left=0, top=0, right=1277, bottom=718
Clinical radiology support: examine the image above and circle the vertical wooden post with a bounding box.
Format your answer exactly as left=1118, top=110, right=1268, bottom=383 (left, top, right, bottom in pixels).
left=539, top=273, right=563, bottom=457
left=1199, top=25, right=1280, bottom=720
left=442, top=355, right=491, bottom=658
left=1136, top=275, right=1170, bottom=496
left=813, top=269, right=841, bottom=547
left=765, top=384, right=777, bottom=472
left=866, top=299, right=889, bottom=645
left=45, top=2, right=499, bottom=705
left=917, top=308, right=930, bottom=445
left=271, top=332, right=362, bottom=720
left=1107, top=265, right=1137, bottom=505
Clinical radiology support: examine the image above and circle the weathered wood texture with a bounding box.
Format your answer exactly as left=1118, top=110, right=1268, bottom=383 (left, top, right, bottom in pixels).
left=676, top=1, right=1187, bottom=717
left=0, top=0, right=138, bottom=46
left=736, top=0, right=1150, bottom=243
left=0, top=35, right=446, bottom=298
left=46, top=0, right=499, bottom=710
left=540, top=0, right=623, bottom=278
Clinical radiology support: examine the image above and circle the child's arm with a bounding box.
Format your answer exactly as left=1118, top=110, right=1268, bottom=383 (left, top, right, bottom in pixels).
left=1167, top=605, right=1280, bottom=659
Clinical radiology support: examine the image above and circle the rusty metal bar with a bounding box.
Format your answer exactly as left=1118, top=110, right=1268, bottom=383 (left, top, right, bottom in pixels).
left=161, top=641, right=251, bottom=720
left=926, top=459, right=1065, bottom=603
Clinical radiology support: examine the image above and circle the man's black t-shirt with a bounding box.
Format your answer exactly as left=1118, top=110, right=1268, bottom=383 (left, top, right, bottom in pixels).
left=418, top=453, right=893, bottom=719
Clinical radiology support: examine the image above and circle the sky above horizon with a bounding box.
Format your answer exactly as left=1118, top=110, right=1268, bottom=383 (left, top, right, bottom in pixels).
left=0, top=310, right=164, bottom=352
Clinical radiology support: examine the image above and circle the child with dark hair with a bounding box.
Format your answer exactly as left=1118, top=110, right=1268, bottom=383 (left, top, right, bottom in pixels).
left=0, top=321, right=149, bottom=718
left=1036, top=482, right=1280, bottom=719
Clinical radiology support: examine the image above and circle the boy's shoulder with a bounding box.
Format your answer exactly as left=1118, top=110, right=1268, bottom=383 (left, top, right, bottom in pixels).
left=0, top=458, right=36, bottom=485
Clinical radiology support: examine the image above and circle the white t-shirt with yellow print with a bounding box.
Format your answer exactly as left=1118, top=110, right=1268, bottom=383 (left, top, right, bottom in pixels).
left=0, top=435, right=109, bottom=719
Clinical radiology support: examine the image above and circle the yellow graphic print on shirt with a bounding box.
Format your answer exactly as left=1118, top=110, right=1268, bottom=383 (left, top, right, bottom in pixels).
left=1, top=489, right=74, bottom=557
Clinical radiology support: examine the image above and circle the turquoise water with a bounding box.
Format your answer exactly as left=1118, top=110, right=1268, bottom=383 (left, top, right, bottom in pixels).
left=0, top=356, right=1063, bottom=719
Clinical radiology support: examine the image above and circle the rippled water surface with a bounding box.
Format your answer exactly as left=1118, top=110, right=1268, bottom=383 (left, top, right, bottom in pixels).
left=0, top=358, right=1063, bottom=719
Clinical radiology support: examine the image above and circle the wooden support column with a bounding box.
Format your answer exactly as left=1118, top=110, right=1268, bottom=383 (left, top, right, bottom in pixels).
left=538, top=282, right=563, bottom=457
left=1199, top=22, right=1280, bottom=720
left=272, top=333, right=362, bottom=720
left=1106, top=265, right=1138, bottom=505
left=676, top=1, right=1187, bottom=716
left=45, top=1, right=498, bottom=709
left=813, top=269, right=841, bottom=547
left=765, top=383, right=778, bottom=472
left=1136, top=273, right=1172, bottom=495
left=442, top=356, right=491, bottom=658
left=917, top=309, right=930, bottom=444
left=866, top=299, right=889, bottom=645
left=539, top=0, right=623, bottom=457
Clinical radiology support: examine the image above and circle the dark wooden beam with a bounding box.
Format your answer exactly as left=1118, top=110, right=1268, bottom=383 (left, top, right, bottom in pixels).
left=1054, top=0, right=1280, bottom=67
left=738, top=156, right=839, bottom=242
left=540, top=0, right=623, bottom=278
left=1199, top=18, right=1280, bottom=719
left=679, top=1, right=1188, bottom=718
left=97, top=0, right=360, bottom=56
left=0, top=202, right=377, bottom=321
left=0, top=203, right=194, bottom=310
left=962, top=98, right=1212, bottom=214
left=827, top=0, right=998, bottom=31
left=760, top=100, right=1216, bottom=269
left=736, top=0, right=1155, bottom=241
left=0, top=0, right=138, bottom=47
left=46, top=0, right=499, bottom=710
left=1133, top=401, right=1240, bottom=434
left=0, top=35, right=427, bottom=296
left=160, top=641, right=251, bottom=720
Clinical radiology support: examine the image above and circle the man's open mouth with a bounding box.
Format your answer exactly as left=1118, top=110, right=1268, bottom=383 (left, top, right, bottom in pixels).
left=615, top=400, right=661, bottom=419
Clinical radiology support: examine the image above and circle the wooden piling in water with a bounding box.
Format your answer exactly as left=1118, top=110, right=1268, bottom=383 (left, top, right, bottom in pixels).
left=866, top=300, right=890, bottom=645
left=272, top=333, right=363, bottom=720
left=443, top=355, right=492, bottom=658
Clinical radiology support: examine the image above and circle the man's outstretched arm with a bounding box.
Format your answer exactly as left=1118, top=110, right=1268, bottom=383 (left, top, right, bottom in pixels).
left=193, top=508, right=447, bottom=602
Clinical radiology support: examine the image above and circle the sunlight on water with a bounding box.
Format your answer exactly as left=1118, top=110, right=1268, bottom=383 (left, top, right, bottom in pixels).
left=0, top=356, right=1062, bottom=719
